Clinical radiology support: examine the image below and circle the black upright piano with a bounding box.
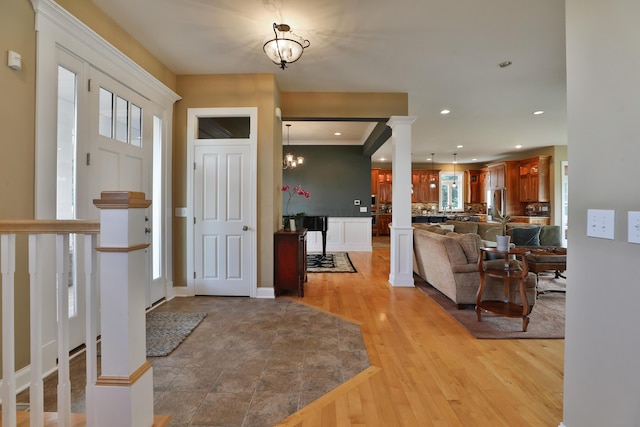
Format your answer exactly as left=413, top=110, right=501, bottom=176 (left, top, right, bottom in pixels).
left=302, top=216, right=329, bottom=257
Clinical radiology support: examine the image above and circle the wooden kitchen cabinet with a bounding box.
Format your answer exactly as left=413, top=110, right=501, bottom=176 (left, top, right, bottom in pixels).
left=519, top=156, right=550, bottom=202
left=487, top=161, right=521, bottom=215
left=274, top=229, right=307, bottom=297
left=465, top=170, right=481, bottom=203
left=378, top=169, right=393, bottom=203
left=411, top=170, right=439, bottom=203
left=488, top=163, right=505, bottom=189
left=378, top=214, right=392, bottom=236
left=371, top=168, right=379, bottom=195
left=479, top=169, right=488, bottom=203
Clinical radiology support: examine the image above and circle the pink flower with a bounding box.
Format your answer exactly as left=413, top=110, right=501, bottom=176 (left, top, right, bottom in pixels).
left=282, top=184, right=311, bottom=216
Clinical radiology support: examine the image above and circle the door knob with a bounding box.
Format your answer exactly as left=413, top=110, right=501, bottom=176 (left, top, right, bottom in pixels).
left=242, top=225, right=249, bottom=231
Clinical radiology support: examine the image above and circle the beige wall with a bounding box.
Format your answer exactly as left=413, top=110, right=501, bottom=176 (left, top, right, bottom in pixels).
left=564, top=1, right=640, bottom=424
left=173, top=74, right=281, bottom=289
left=0, top=0, right=38, bottom=371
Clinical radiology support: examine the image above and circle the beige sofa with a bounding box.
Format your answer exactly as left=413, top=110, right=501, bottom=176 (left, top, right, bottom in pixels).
left=413, top=225, right=537, bottom=308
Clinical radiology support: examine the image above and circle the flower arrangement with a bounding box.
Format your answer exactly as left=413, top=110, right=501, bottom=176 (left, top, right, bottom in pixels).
left=282, top=184, right=311, bottom=218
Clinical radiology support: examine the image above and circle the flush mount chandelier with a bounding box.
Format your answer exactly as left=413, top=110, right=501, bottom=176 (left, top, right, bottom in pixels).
left=283, top=124, right=304, bottom=169
left=263, top=23, right=310, bottom=70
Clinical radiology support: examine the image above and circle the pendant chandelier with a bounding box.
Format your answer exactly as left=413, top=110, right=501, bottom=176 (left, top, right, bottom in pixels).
left=429, top=153, right=437, bottom=188
left=263, top=23, right=310, bottom=70
left=283, top=124, right=304, bottom=169
left=452, top=153, right=458, bottom=188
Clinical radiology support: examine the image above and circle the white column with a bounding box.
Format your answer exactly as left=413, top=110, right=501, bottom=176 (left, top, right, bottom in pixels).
left=387, top=116, right=416, bottom=287
left=93, top=191, right=154, bottom=427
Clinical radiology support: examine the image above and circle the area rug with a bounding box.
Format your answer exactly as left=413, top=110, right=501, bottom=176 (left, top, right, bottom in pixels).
left=307, top=252, right=357, bottom=273
left=146, top=311, right=207, bottom=356
left=415, top=273, right=565, bottom=339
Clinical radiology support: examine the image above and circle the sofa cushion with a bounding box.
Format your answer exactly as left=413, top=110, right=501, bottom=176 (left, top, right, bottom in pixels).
left=451, top=221, right=478, bottom=235
left=540, top=225, right=562, bottom=246
left=511, top=226, right=541, bottom=246
left=414, top=224, right=450, bottom=235
left=448, top=232, right=482, bottom=263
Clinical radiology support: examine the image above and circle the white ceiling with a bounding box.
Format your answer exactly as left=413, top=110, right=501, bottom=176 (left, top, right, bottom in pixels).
left=92, top=0, right=567, bottom=165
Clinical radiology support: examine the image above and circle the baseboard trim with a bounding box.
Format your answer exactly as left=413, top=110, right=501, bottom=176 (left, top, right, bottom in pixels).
left=256, top=287, right=275, bottom=299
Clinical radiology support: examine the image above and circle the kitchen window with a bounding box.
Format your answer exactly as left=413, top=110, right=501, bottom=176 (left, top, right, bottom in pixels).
left=440, top=171, right=464, bottom=211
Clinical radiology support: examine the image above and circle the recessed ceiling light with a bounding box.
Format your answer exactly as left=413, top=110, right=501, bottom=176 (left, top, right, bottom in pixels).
left=498, top=61, right=512, bottom=68
left=380, top=157, right=386, bottom=161
left=334, top=132, right=342, bottom=136
left=472, top=158, right=478, bottom=161
left=533, top=110, right=545, bottom=115
left=515, top=145, right=523, bottom=149
left=457, top=145, right=463, bottom=148
left=440, top=109, right=451, bottom=115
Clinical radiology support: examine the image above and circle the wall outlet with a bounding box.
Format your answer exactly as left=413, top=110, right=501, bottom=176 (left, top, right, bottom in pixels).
left=360, top=206, right=367, bottom=213
left=175, top=207, right=187, bottom=217
left=587, top=209, right=615, bottom=240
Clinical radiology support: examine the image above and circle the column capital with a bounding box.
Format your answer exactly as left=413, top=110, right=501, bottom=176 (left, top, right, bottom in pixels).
left=386, top=116, right=417, bottom=128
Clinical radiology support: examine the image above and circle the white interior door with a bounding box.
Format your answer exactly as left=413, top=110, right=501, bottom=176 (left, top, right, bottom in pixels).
left=188, top=108, right=257, bottom=297
left=193, top=144, right=252, bottom=295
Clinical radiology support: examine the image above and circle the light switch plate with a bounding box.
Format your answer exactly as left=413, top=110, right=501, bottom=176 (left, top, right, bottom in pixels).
left=175, top=207, right=187, bottom=217
left=587, top=209, right=615, bottom=240
left=354, top=199, right=361, bottom=206
left=628, top=211, right=640, bottom=244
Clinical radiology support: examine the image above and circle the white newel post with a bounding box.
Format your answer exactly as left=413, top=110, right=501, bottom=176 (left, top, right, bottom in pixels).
left=93, top=191, right=154, bottom=427
left=387, top=116, right=417, bottom=287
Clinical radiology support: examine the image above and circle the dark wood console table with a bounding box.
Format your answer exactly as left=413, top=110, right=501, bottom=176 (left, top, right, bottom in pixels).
left=476, top=247, right=532, bottom=332
left=274, top=228, right=307, bottom=297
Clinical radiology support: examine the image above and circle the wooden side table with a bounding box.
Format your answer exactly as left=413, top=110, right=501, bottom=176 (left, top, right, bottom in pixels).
left=476, top=247, right=532, bottom=331
left=274, top=228, right=307, bottom=297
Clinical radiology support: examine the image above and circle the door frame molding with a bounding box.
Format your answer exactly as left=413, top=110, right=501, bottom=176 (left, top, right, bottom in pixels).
left=185, top=107, right=258, bottom=297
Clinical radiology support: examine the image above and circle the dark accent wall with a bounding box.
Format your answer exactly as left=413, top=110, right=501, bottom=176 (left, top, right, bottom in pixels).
left=283, top=145, right=371, bottom=217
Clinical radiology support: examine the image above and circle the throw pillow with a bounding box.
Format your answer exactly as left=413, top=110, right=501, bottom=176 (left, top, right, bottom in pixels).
left=451, top=221, right=478, bottom=235
left=511, top=226, right=541, bottom=246
left=438, top=224, right=455, bottom=232
left=539, top=226, right=562, bottom=247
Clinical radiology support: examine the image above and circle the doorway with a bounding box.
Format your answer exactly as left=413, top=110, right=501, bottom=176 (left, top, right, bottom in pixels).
left=187, top=108, right=258, bottom=297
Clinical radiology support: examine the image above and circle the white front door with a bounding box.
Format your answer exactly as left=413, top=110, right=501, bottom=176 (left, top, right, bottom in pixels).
left=88, top=66, right=162, bottom=305
left=55, top=60, right=159, bottom=350
left=188, top=108, right=257, bottom=297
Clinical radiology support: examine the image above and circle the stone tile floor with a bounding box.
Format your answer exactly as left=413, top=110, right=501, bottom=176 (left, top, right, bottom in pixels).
left=17, top=296, right=370, bottom=427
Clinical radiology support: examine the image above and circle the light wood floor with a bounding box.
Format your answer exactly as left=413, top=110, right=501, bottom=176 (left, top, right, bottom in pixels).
left=275, top=243, right=564, bottom=427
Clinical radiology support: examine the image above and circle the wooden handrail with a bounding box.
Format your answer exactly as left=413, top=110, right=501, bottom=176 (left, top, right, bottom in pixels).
left=0, top=220, right=100, bottom=234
